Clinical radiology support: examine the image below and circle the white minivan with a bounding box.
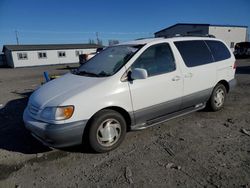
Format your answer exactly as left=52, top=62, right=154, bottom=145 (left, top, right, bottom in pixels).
left=23, top=37, right=236, bottom=152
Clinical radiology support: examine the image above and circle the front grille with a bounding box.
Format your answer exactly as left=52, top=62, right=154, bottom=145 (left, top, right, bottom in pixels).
left=29, top=104, right=40, bottom=116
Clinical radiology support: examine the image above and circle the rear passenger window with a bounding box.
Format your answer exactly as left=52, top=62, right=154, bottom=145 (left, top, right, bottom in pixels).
left=131, top=43, right=176, bottom=77
left=205, top=40, right=231, bottom=61
left=174, top=40, right=214, bottom=67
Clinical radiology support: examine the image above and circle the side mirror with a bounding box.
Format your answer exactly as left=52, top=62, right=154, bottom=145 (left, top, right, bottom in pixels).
left=130, top=68, right=148, bottom=80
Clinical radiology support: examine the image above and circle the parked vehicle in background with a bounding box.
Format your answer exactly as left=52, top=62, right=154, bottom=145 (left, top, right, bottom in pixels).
left=79, top=54, right=90, bottom=65
left=23, top=36, right=236, bottom=153
left=79, top=47, right=104, bottom=65
left=234, top=42, right=250, bottom=58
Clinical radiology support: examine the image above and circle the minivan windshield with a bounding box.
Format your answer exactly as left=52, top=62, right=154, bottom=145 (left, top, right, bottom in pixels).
left=76, top=45, right=143, bottom=77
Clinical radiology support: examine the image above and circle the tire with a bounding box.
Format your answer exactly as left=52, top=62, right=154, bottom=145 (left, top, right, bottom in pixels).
left=88, top=109, right=127, bottom=153
left=208, top=84, right=227, bottom=111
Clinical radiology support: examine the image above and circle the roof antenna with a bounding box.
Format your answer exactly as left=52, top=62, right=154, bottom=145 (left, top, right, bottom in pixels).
left=15, top=30, right=19, bottom=45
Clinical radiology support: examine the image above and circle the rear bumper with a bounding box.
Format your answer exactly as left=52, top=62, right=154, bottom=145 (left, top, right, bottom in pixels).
left=229, top=79, right=237, bottom=91
left=23, top=108, right=87, bottom=148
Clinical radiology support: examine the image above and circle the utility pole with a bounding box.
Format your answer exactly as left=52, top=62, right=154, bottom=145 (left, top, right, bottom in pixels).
left=15, top=30, right=19, bottom=45
left=96, top=32, right=99, bottom=44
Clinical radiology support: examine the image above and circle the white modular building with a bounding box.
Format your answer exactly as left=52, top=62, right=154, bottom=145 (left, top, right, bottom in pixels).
left=155, top=23, right=248, bottom=51
left=2, top=44, right=101, bottom=68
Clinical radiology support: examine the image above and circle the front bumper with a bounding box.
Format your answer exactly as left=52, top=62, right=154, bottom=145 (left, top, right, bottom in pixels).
left=23, top=108, right=87, bottom=148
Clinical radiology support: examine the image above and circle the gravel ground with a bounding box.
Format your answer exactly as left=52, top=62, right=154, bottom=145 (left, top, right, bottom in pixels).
left=0, top=60, right=249, bottom=188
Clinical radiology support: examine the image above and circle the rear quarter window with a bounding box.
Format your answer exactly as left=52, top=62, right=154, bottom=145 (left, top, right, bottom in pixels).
left=205, top=40, right=231, bottom=61
left=174, top=40, right=214, bottom=67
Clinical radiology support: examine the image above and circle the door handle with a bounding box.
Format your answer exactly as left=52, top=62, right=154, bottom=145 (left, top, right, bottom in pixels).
left=184, top=72, right=193, bottom=78
left=172, top=76, right=181, bottom=81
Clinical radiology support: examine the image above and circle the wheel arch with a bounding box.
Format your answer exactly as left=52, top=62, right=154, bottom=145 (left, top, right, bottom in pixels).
left=217, top=80, right=230, bottom=93
left=86, top=106, right=133, bottom=132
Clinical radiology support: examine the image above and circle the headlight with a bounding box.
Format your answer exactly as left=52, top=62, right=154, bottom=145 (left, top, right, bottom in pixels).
left=41, top=106, right=74, bottom=120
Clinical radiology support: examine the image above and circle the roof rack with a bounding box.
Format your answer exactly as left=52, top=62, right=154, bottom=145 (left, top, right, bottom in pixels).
left=135, top=37, right=163, bottom=40
left=164, top=34, right=216, bottom=38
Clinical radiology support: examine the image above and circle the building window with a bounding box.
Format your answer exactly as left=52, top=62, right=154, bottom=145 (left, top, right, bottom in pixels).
left=58, top=51, right=66, bottom=58
left=38, top=52, right=47, bottom=59
left=76, top=51, right=80, bottom=56
left=75, top=50, right=83, bottom=56
left=17, top=53, right=28, bottom=60
left=230, top=42, right=235, bottom=48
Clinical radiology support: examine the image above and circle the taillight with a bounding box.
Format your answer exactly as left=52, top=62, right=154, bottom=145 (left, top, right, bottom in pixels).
left=233, top=61, right=237, bottom=69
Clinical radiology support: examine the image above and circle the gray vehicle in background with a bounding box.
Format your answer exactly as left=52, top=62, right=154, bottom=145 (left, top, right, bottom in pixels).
left=234, top=42, right=250, bottom=58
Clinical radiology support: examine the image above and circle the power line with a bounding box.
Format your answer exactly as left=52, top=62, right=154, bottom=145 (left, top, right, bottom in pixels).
left=16, top=29, right=152, bottom=35
left=10, top=29, right=153, bottom=45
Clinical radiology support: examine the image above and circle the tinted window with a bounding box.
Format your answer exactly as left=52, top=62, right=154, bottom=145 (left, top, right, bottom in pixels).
left=174, top=40, right=214, bottom=67
left=131, top=43, right=176, bottom=77
left=205, top=40, right=231, bottom=61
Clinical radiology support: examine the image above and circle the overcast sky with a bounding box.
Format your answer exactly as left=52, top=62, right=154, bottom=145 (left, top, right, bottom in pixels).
left=0, top=0, right=249, bottom=47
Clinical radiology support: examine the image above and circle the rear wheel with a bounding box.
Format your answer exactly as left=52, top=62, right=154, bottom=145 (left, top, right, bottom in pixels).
left=88, top=109, right=127, bottom=153
left=208, top=84, right=227, bottom=111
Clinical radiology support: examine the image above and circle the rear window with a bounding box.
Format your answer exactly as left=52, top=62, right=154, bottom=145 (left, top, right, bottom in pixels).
left=174, top=40, right=214, bottom=67
left=205, top=40, right=231, bottom=61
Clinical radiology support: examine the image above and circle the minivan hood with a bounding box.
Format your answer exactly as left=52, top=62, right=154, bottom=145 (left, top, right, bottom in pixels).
left=30, top=73, right=106, bottom=108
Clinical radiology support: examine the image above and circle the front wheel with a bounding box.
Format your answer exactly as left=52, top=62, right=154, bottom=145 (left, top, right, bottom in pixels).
left=208, top=84, right=227, bottom=111
left=88, top=109, right=127, bottom=153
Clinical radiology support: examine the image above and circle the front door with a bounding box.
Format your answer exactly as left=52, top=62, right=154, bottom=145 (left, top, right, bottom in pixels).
left=128, top=43, right=183, bottom=125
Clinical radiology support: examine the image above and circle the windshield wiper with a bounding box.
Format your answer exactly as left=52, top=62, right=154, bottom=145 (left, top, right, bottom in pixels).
left=77, top=70, right=100, bottom=77
left=98, top=71, right=111, bottom=77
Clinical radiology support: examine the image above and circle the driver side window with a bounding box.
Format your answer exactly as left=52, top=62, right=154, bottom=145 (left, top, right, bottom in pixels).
left=131, top=43, right=176, bottom=77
